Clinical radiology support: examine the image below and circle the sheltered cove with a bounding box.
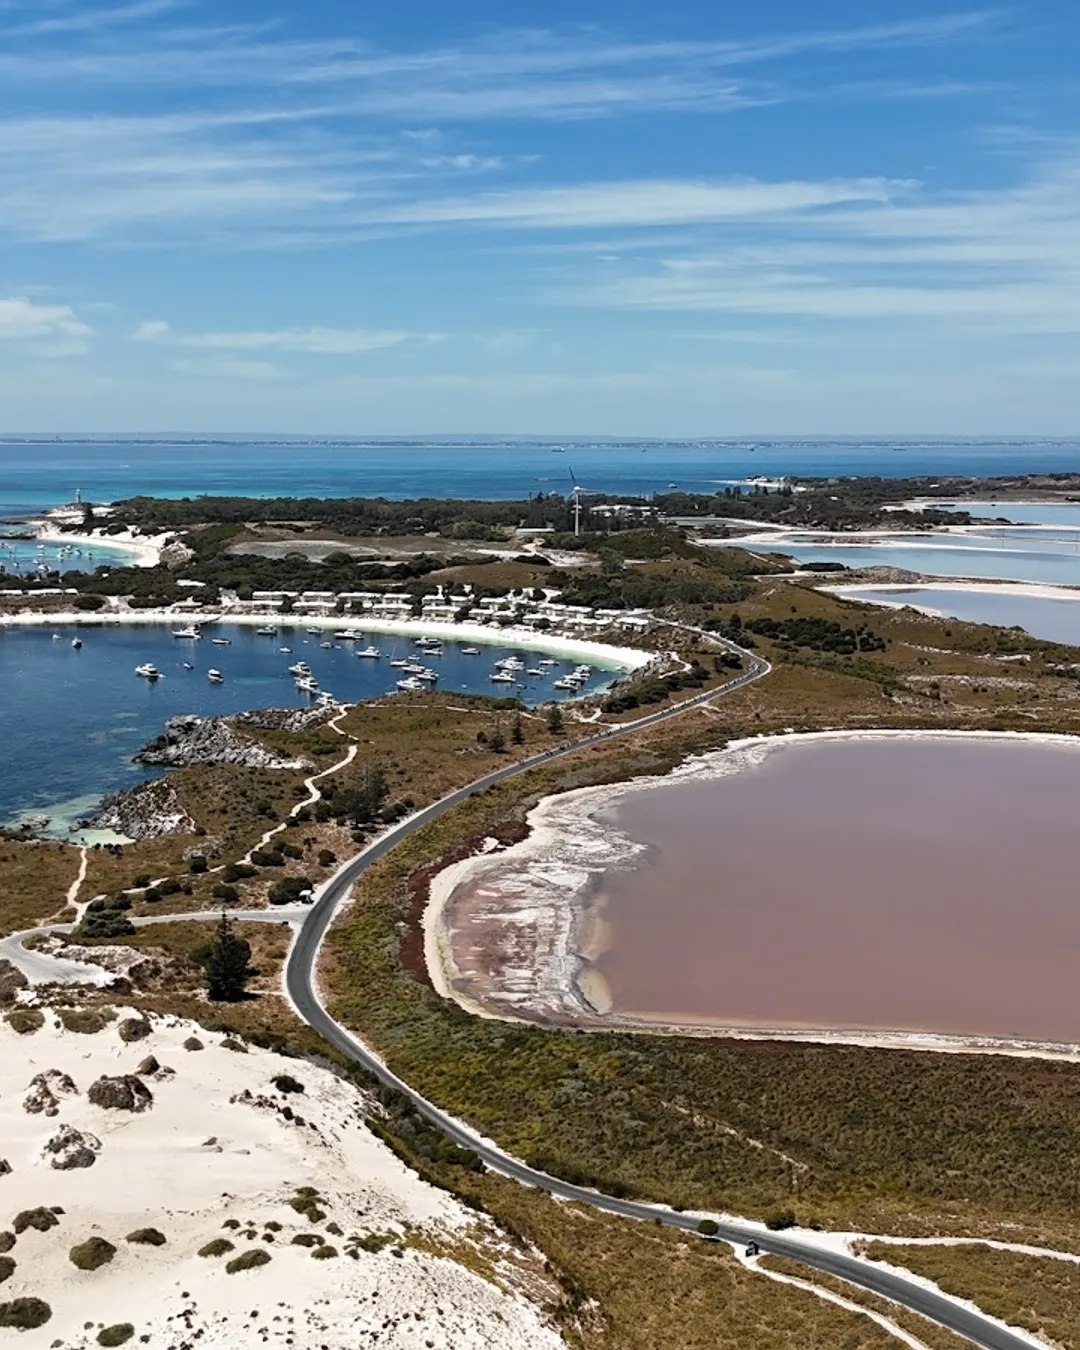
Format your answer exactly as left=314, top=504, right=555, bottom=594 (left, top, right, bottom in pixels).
left=425, top=729, right=1080, bottom=1059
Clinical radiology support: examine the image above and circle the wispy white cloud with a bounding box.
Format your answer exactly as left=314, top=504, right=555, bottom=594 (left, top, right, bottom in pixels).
left=2, top=0, right=187, bottom=38
left=567, top=153, right=1080, bottom=333
left=351, top=176, right=908, bottom=229
left=136, top=321, right=433, bottom=354
left=171, top=355, right=287, bottom=381
left=0, top=295, right=91, bottom=341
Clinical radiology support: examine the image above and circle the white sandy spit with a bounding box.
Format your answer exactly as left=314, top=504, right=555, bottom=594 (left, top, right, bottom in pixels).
left=821, top=579, right=1080, bottom=616
left=0, top=607, right=651, bottom=673
left=33, top=525, right=169, bottom=569
left=0, top=1012, right=565, bottom=1349
left=424, top=728, right=1080, bottom=1059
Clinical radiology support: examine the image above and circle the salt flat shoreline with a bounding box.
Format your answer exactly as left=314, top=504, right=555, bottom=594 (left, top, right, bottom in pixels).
left=423, top=728, right=1080, bottom=1060
left=0, top=606, right=653, bottom=671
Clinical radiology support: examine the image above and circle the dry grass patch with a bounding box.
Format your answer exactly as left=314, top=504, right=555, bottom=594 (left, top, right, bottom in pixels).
left=0, top=839, right=81, bottom=935
left=863, top=1242, right=1080, bottom=1348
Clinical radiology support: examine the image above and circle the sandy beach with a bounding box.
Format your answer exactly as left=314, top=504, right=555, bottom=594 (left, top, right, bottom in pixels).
left=0, top=606, right=652, bottom=673
left=0, top=1009, right=566, bottom=1349
left=32, top=523, right=171, bottom=568
left=423, top=728, right=1080, bottom=1059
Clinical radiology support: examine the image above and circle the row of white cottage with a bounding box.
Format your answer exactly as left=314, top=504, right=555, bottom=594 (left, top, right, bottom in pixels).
left=243, top=585, right=652, bottom=634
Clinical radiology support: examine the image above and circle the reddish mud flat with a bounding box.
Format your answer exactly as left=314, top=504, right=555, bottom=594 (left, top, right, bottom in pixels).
left=593, top=738, right=1080, bottom=1044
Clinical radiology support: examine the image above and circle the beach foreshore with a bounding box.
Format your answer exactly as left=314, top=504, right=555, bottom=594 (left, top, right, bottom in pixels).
left=423, top=727, right=1080, bottom=1060
left=0, top=606, right=653, bottom=671
left=823, top=578, right=1080, bottom=607
left=33, top=522, right=169, bottom=567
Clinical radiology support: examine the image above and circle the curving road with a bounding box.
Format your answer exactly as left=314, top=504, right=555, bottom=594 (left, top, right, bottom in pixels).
left=283, top=640, right=1035, bottom=1350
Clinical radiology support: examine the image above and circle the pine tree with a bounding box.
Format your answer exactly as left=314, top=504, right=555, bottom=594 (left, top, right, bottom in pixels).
left=546, top=703, right=564, bottom=735
left=203, top=911, right=254, bottom=1002
left=511, top=709, right=524, bottom=745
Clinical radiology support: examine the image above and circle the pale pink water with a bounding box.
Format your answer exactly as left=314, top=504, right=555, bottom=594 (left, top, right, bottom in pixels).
left=595, top=739, right=1080, bottom=1042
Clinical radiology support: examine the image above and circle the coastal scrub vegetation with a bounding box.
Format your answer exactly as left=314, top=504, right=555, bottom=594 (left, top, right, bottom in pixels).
left=200, top=912, right=255, bottom=1002
left=0, top=1298, right=52, bottom=1330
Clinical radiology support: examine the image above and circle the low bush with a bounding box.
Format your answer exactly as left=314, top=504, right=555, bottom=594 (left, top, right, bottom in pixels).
left=97, top=1323, right=135, bottom=1346
left=157, top=877, right=182, bottom=896
left=225, top=1248, right=270, bottom=1274
left=142, top=887, right=161, bottom=903
left=696, top=1219, right=719, bottom=1236
left=58, top=1008, right=113, bottom=1034
left=317, top=849, right=336, bottom=868
left=311, top=1245, right=338, bottom=1259
left=4, top=1009, right=44, bottom=1035
left=70, top=1237, right=117, bottom=1271
left=188, top=855, right=208, bottom=874
left=117, top=1018, right=150, bottom=1043
left=267, top=876, right=311, bottom=906
left=0, top=1256, right=14, bottom=1284
left=13, top=1208, right=59, bottom=1235
left=764, top=1210, right=797, bottom=1231
left=74, top=911, right=135, bottom=940
left=291, top=1233, right=322, bottom=1248
left=212, top=883, right=239, bottom=903
left=198, top=1238, right=234, bottom=1258
left=0, top=1297, right=52, bottom=1329
left=250, top=850, right=284, bottom=868
left=125, top=1228, right=165, bottom=1246
left=272, top=1074, right=304, bottom=1095
left=0, top=1234, right=14, bottom=1254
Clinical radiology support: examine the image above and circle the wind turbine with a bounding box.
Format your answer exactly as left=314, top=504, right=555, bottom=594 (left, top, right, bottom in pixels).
left=568, top=468, right=601, bottom=538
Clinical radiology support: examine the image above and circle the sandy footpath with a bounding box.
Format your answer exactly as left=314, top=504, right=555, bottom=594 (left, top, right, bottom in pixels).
left=423, top=728, right=1080, bottom=1061
left=0, top=1011, right=565, bottom=1349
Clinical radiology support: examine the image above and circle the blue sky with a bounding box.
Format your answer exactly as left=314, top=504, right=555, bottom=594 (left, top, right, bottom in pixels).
left=1, top=0, right=1078, bottom=435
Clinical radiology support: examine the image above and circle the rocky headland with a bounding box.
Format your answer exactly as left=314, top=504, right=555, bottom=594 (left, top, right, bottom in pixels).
left=133, top=712, right=316, bottom=770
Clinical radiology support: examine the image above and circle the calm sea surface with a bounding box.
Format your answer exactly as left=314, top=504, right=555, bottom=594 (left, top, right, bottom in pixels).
left=839, top=586, right=1080, bottom=644
left=0, top=624, right=614, bottom=832
left=4, top=439, right=1080, bottom=517
left=595, top=738, right=1080, bottom=1043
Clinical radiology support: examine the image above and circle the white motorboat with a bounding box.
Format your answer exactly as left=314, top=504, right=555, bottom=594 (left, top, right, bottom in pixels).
left=356, top=646, right=381, bottom=658
left=71, top=637, right=82, bottom=649
left=538, top=658, right=558, bottom=667
left=396, top=676, right=425, bottom=692
left=208, top=668, right=224, bottom=683
left=172, top=625, right=201, bottom=639
left=496, top=656, right=525, bottom=671
left=415, top=668, right=439, bottom=682
left=182, top=662, right=194, bottom=670
left=414, top=635, right=440, bottom=647
left=305, top=627, right=320, bottom=635
left=278, top=646, right=292, bottom=653
left=401, top=662, right=427, bottom=675
left=335, top=629, right=364, bottom=641
left=489, top=671, right=516, bottom=684
left=460, top=646, right=481, bottom=655
left=211, top=637, right=231, bottom=646
left=51, top=633, right=61, bottom=641
left=135, top=663, right=161, bottom=680
left=255, top=626, right=277, bottom=636
left=552, top=678, right=575, bottom=690
left=295, top=675, right=319, bottom=693
left=526, top=668, right=544, bottom=677
left=288, top=661, right=312, bottom=676
left=320, top=641, right=333, bottom=649
left=389, top=658, right=410, bottom=668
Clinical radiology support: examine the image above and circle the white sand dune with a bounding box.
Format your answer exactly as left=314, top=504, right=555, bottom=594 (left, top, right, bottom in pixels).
left=0, top=1012, right=565, bottom=1349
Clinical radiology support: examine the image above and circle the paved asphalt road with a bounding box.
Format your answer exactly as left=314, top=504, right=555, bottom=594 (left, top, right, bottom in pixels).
left=284, top=640, right=1034, bottom=1350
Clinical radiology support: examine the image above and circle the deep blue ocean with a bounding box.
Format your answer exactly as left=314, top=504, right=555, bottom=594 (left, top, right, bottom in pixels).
left=0, top=623, right=619, bottom=834
left=3, top=438, right=1080, bottom=517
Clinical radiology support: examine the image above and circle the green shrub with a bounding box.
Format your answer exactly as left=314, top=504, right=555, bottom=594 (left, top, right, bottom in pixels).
left=212, top=883, right=239, bottom=903
left=696, top=1219, right=719, bottom=1236
left=13, top=1209, right=58, bottom=1235
left=225, top=1248, right=270, bottom=1274
left=764, top=1210, right=797, bottom=1231
left=0, top=1298, right=52, bottom=1329
left=125, top=1228, right=165, bottom=1246
left=250, top=850, right=284, bottom=868
left=97, top=1323, right=135, bottom=1346
left=272, top=1074, right=304, bottom=1095
left=107, top=894, right=132, bottom=911
left=142, top=887, right=161, bottom=903
left=311, top=1245, right=338, bottom=1259
left=188, top=855, right=208, bottom=874
left=198, top=1238, right=234, bottom=1258
left=222, top=1219, right=240, bottom=1230
left=70, top=1237, right=117, bottom=1271
left=58, top=1008, right=113, bottom=1034
left=317, top=849, right=336, bottom=868
left=324, top=1221, right=342, bottom=1237
left=118, top=1018, right=150, bottom=1043
left=157, top=878, right=182, bottom=896
left=281, top=844, right=303, bottom=861
left=263, top=1220, right=282, bottom=1232
left=267, top=877, right=311, bottom=906
left=291, top=1233, right=322, bottom=1248
left=0, top=1234, right=14, bottom=1254
left=4, top=1009, right=43, bottom=1035
left=0, top=1257, right=14, bottom=1285
left=74, top=911, right=135, bottom=940
left=131, top=874, right=151, bottom=889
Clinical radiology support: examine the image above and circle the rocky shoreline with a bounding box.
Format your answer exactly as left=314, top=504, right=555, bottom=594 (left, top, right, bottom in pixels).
left=133, top=712, right=317, bottom=769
